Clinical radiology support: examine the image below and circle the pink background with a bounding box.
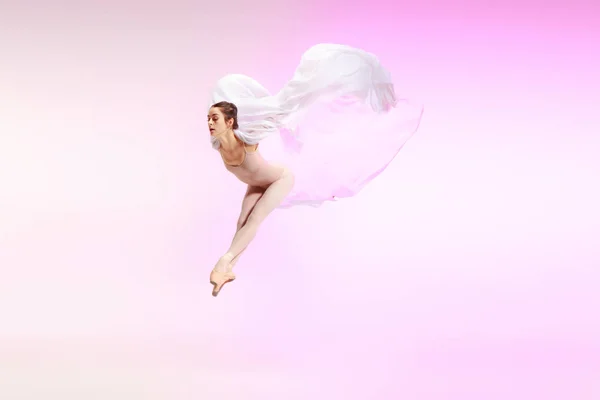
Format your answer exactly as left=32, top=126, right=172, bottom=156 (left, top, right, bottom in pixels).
left=1, top=0, right=599, bottom=398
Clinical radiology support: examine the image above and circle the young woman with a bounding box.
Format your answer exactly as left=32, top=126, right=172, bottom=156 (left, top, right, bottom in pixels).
left=207, top=44, right=423, bottom=296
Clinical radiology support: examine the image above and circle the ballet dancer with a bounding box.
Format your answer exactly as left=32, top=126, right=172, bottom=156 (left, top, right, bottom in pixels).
left=207, top=44, right=423, bottom=296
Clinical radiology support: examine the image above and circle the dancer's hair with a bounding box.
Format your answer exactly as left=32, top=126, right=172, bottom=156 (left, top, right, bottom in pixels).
left=211, top=101, right=239, bottom=130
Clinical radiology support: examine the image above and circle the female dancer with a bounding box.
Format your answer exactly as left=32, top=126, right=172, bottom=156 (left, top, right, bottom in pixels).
left=208, top=44, right=423, bottom=296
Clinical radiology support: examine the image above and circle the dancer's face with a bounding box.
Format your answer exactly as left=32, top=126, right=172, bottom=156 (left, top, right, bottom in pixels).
left=207, top=107, right=233, bottom=135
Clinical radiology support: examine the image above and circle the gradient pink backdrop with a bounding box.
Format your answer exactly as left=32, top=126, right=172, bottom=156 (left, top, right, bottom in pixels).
left=1, top=0, right=599, bottom=399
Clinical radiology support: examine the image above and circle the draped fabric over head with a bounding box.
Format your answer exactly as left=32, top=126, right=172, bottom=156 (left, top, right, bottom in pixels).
left=208, top=44, right=423, bottom=208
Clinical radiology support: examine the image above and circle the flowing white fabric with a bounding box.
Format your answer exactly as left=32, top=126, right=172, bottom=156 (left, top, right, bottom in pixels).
left=208, top=43, right=424, bottom=208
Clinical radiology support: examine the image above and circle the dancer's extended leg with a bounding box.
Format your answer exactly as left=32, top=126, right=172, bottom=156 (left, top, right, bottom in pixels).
left=211, top=169, right=294, bottom=295
left=209, top=186, right=262, bottom=296
left=226, top=169, right=294, bottom=258
left=230, top=185, right=265, bottom=267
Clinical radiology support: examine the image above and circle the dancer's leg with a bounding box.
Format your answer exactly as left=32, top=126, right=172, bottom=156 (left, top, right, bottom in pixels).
left=230, top=185, right=265, bottom=267
left=226, top=169, right=294, bottom=257
left=213, top=169, right=294, bottom=272
left=210, top=169, right=294, bottom=296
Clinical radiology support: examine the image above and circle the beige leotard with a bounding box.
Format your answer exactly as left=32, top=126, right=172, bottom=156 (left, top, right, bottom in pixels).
left=214, top=131, right=285, bottom=188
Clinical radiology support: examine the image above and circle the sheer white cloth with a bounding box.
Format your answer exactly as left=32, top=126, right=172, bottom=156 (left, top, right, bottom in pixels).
left=208, top=43, right=423, bottom=207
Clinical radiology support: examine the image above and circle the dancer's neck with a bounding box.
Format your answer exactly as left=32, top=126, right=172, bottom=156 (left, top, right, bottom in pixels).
left=213, top=129, right=239, bottom=149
